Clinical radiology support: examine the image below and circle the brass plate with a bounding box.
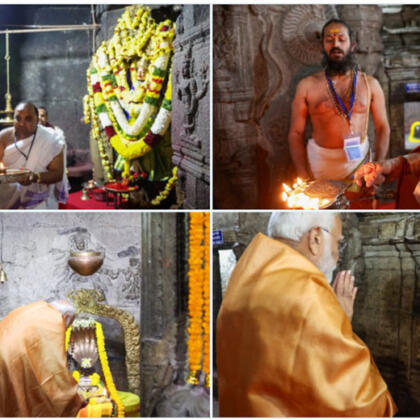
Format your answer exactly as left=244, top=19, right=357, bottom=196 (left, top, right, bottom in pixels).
left=0, top=169, right=31, bottom=184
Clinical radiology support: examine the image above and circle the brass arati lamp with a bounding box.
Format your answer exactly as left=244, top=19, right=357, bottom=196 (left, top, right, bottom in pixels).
left=0, top=31, right=14, bottom=126
left=0, top=217, right=7, bottom=283
left=68, top=251, right=104, bottom=276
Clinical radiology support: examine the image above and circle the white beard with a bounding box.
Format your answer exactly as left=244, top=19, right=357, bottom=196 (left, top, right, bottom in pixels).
left=317, top=233, right=337, bottom=284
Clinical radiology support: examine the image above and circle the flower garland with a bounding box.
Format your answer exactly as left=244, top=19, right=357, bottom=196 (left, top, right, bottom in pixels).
left=150, top=165, right=177, bottom=206
left=202, top=213, right=210, bottom=387
left=65, top=321, right=125, bottom=417
left=186, top=212, right=210, bottom=387
left=84, top=5, right=176, bottom=184
left=95, top=322, right=125, bottom=417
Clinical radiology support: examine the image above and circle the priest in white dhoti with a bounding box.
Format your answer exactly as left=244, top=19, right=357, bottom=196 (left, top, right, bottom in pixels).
left=0, top=102, right=65, bottom=209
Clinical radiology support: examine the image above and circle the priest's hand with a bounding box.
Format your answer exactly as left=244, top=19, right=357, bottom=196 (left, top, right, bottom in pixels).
left=19, top=171, right=34, bottom=186
left=332, top=270, right=358, bottom=321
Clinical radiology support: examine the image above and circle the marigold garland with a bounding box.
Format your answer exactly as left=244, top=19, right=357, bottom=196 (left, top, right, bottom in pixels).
left=187, top=212, right=210, bottom=387
left=150, top=165, right=178, bottom=206
left=83, top=5, right=176, bottom=186
left=95, top=322, right=125, bottom=417
left=202, top=213, right=210, bottom=387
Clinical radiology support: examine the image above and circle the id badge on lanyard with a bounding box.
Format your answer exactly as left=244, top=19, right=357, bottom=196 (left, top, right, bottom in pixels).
left=344, top=133, right=362, bottom=162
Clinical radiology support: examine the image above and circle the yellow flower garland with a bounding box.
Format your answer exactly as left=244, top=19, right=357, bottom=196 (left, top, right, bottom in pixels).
left=84, top=5, right=175, bottom=182
left=203, top=213, right=210, bottom=387
left=186, top=212, right=210, bottom=387
left=95, top=322, right=125, bottom=417
left=150, top=166, right=178, bottom=206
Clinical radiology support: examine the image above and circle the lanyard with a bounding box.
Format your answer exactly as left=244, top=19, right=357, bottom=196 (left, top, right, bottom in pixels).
left=325, top=69, right=358, bottom=123
left=14, top=127, right=37, bottom=163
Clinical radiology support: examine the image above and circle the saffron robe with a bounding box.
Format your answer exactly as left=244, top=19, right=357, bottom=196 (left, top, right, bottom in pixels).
left=0, top=301, right=83, bottom=416
left=217, top=233, right=397, bottom=417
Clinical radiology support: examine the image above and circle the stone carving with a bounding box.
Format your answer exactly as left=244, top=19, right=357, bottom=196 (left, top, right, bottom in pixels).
left=172, top=5, right=210, bottom=209
left=155, top=384, right=209, bottom=417
left=281, top=5, right=328, bottom=65
left=121, top=257, right=141, bottom=302
left=176, top=46, right=209, bottom=147
left=67, top=288, right=141, bottom=396
left=50, top=231, right=110, bottom=297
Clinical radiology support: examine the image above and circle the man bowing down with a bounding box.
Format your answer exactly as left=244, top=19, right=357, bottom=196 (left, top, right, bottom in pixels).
left=0, top=102, right=65, bottom=209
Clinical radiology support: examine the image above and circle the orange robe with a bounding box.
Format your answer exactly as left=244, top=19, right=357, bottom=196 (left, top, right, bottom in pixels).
left=217, top=233, right=397, bottom=417
left=0, top=301, right=83, bottom=416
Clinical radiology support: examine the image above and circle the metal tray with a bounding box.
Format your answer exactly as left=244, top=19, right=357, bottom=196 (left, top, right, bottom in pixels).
left=0, top=169, right=31, bottom=184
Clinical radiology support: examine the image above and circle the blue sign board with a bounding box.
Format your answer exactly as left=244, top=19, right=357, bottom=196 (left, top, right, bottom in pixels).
left=213, top=230, right=224, bottom=245
left=405, top=83, right=420, bottom=93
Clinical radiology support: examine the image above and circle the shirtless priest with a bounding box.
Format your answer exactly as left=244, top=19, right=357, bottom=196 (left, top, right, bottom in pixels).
left=0, top=102, right=65, bottom=209
left=217, top=212, right=396, bottom=417
left=288, top=19, right=390, bottom=181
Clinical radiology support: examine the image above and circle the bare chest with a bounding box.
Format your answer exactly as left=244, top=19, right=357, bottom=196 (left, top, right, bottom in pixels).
left=308, top=76, right=369, bottom=118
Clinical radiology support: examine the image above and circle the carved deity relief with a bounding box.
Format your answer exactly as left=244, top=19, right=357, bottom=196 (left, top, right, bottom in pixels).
left=176, top=45, right=209, bottom=148
left=50, top=229, right=140, bottom=303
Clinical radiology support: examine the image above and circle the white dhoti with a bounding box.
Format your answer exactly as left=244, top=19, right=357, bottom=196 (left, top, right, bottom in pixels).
left=43, top=126, right=69, bottom=209
left=307, top=137, right=370, bottom=180
left=0, top=124, right=65, bottom=209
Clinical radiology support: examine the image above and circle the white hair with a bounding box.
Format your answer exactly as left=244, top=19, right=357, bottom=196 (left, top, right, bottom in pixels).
left=267, top=212, right=338, bottom=241
left=50, top=299, right=76, bottom=327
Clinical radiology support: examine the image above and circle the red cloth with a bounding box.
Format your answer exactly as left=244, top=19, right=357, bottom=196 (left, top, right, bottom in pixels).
left=59, top=190, right=114, bottom=210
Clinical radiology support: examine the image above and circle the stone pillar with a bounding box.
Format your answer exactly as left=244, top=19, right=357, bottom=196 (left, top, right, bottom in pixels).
left=140, top=213, right=193, bottom=416
left=172, top=5, right=210, bottom=209
left=140, top=213, right=178, bottom=416
left=352, top=214, right=420, bottom=415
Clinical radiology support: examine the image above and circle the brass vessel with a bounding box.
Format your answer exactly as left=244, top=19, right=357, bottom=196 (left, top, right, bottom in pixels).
left=68, top=251, right=103, bottom=276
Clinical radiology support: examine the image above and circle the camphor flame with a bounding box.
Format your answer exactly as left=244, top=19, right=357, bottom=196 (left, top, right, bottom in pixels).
left=0, top=162, right=5, bottom=174
left=281, top=178, right=331, bottom=210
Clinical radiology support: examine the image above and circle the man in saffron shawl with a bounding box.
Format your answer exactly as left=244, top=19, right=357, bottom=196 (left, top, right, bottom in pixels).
left=0, top=102, right=65, bottom=209
left=217, top=212, right=396, bottom=417
left=0, top=300, right=84, bottom=416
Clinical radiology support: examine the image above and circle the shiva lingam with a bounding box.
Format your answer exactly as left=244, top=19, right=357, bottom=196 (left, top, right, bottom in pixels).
left=68, top=251, right=104, bottom=276
left=281, top=178, right=350, bottom=210
left=67, top=318, right=110, bottom=404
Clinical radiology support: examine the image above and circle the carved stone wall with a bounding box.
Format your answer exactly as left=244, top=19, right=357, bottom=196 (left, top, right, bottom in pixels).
left=172, top=5, right=210, bottom=209
left=353, top=214, right=420, bottom=416
left=213, top=212, right=420, bottom=416
left=382, top=6, right=420, bottom=158
left=213, top=5, right=386, bottom=209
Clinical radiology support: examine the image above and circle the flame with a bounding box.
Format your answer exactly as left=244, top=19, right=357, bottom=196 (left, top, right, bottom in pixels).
left=281, top=178, right=327, bottom=210
left=282, top=183, right=292, bottom=193
left=0, top=162, right=5, bottom=173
